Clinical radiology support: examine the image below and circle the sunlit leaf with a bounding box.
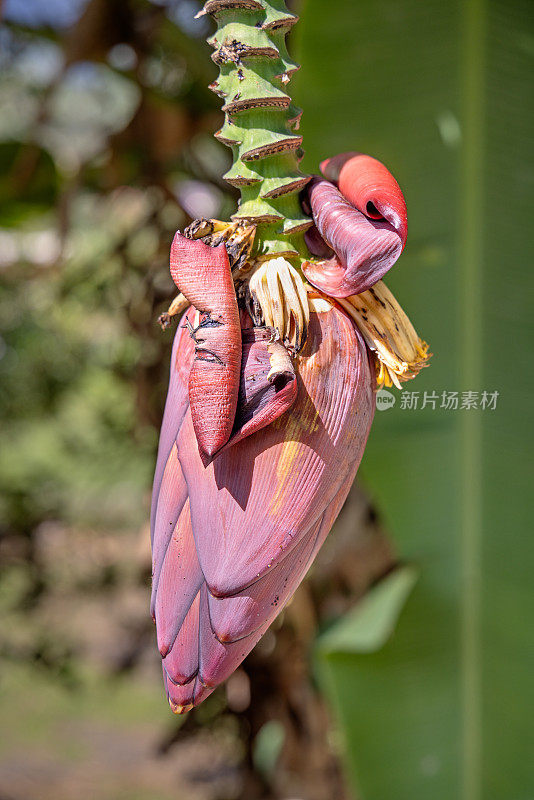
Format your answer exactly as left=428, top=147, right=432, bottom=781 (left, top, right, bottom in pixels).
left=297, top=0, right=533, bottom=797
left=316, top=566, right=417, bottom=655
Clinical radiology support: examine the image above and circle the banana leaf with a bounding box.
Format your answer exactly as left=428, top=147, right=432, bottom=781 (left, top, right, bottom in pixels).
left=295, top=0, right=534, bottom=797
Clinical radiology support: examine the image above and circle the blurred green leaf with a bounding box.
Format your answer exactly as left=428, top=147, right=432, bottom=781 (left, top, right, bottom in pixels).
left=297, top=0, right=533, bottom=798
left=252, top=720, right=285, bottom=781
left=316, top=567, right=417, bottom=655
left=0, top=142, right=59, bottom=224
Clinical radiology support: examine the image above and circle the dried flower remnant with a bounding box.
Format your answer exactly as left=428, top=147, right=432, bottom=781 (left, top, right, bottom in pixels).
left=248, top=257, right=310, bottom=353
left=336, top=282, right=430, bottom=389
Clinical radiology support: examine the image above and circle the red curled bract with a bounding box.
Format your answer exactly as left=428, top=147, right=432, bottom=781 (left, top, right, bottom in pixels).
left=221, top=325, right=298, bottom=452
left=170, top=234, right=241, bottom=459
left=320, top=152, right=407, bottom=246
left=303, top=153, right=408, bottom=298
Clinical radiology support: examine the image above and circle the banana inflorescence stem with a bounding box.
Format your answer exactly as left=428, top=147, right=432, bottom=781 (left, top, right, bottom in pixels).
left=202, top=0, right=312, bottom=262
left=167, top=2, right=431, bottom=377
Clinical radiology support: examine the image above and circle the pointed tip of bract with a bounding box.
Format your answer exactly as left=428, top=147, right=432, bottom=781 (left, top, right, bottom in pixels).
left=192, top=420, right=227, bottom=461
left=197, top=438, right=219, bottom=464
left=199, top=450, right=214, bottom=468
left=170, top=701, right=194, bottom=714
left=164, top=670, right=215, bottom=714
left=158, top=641, right=171, bottom=659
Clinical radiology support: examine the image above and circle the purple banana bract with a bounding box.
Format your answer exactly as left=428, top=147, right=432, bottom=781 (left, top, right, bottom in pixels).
left=151, top=144, right=411, bottom=711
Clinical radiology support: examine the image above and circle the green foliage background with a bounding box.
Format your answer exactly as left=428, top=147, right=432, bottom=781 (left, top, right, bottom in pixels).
left=296, top=1, right=534, bottom=798
left=0, top=0, right=532, bottom=798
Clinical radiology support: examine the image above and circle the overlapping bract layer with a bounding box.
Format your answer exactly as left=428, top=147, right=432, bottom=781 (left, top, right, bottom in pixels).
left=151, top=303, right=374, bottom=711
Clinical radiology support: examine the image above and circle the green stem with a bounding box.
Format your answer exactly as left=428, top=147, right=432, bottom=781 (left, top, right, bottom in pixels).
left=206, top=0, right=311, bottom=261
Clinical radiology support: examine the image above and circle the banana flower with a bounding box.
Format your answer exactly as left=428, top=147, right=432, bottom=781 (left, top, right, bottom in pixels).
left=150, top=151, right=429, bottom=712
left=150, top=0, right=429, bottom=713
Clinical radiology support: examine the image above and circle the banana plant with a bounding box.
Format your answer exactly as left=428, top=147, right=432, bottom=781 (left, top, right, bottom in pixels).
left=150, top=0, right=429, bottom=713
